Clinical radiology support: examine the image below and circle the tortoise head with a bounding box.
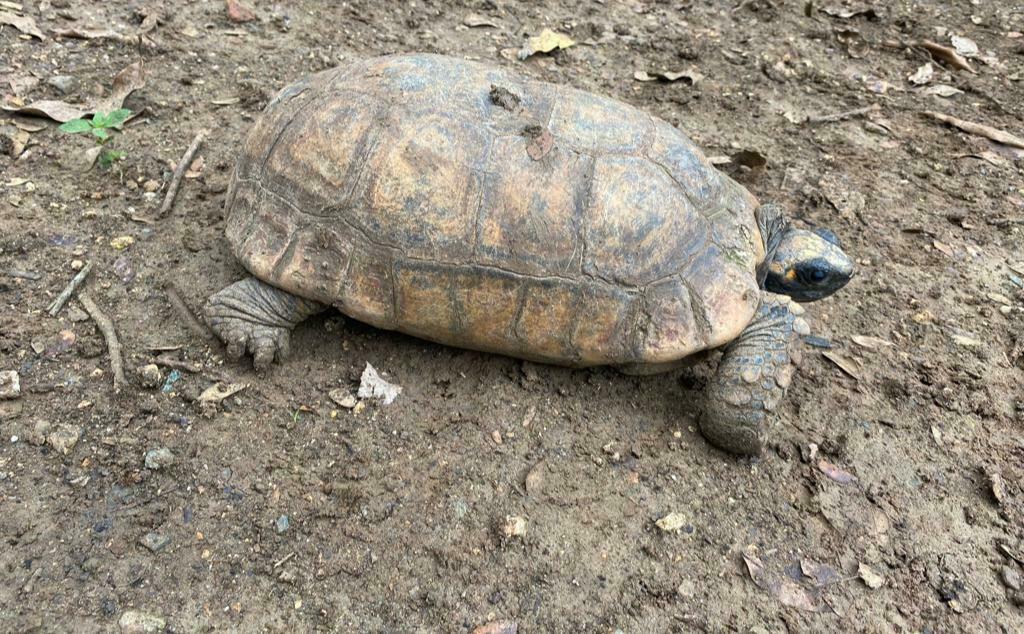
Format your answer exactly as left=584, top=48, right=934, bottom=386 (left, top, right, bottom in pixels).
left=756, top=204, right=854, bottom=302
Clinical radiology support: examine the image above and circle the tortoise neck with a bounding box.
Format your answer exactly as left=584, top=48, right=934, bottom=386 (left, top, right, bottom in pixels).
left=755, top=203, right=790, bottom=288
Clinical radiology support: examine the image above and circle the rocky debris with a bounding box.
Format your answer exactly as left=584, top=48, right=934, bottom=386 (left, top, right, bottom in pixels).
left=274, top=514, right=290, bottom=534
left=118, top=610, right=166, bottom=633
left=328, top=388, right=358, bottom=409
left=357, top=363, right=402, bottom=405
left=137, top=364, right=162, bottom=389
left=1001, top=566, right=1022, bottom=591
left=47, top=424, right=82, bottom=455
left=47, top=75, right=76, bottom=95
left=0, top=370, right=20, bottom=399
left=140, top=532, right=171, bottom=553
left=472, top=621, right=517, bottom=634
left=500, top=515, right=527, bottom=538
left=144, top=448, right=175, bottom=470
left=655, top=512, right=688, bottom=533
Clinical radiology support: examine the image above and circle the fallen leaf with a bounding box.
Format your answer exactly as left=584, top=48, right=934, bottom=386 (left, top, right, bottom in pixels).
left=801, top=560, right=841, bottom=586
left=908, top=62, right=933, bottom=85
left=988, top=293, right=1012, bottom=306
left=72, top=145, right=103, bottom=172
left=921, top=84, right=964, bottom=98
left=655, top=512, right=687, bottom=532
left=932, top=240, right=954, bottom=257
left=743, top=547, right=819, bottom=612
left=852, top=335, right=894, bottom=350
left=817, top=459, right=857, bottom=484
left=357, top=362, right=402, bottom=405
left=501, top=515, right=527, bottom=538
left=463, top=13, right=499, bottom=28
left=923, top=110, right=1024, bottom=150
left=777, top=580, right=818, bottom=611
left=109, top=235, right=135, bottom=250
left=634, top=69, right=703, bottom=84
left=858, top=563, right=884, bottom=588
left=472, top=621, right=517, bottom=634
left=96, top=61, right=145, bottom=115
left=920, top=40, right=976, bottom=73
left=742, top=547, right=767, bottom=585
left=1, top=99, right=88, bottom=123
left=517, top=28, right=575, bottom=60
left=7, top=74, right=38, bottom=97
left=950, top=35, right=979, bottom=58
left=226, top=0, right=256, bottom=23
left=0, top=9, right=44, bottom=39
left=198, top=382, right=249, bottom=414
left=822, top=351, right=861, bottom=380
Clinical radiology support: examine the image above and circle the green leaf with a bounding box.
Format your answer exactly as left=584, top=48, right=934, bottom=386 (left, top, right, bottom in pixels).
left=59, top=119, right=93, bottom=134
left=98, top=149, right=125, bottom=168
left=91, top=127, right=110, bottom=141
left=104, top=108, right=132, bottom=128
left=90, top=112, right=110, bottom=128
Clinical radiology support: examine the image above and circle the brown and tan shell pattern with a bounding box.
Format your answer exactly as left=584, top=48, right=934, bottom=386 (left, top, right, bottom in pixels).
left=225, top=54, right=764, bottom=367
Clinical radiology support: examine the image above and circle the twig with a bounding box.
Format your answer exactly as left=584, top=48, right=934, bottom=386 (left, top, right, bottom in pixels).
left=918, top=41, right=976, bottom=74
left=806, top=104, right=880, bottom=124
left=153, top=353, right=202, bottom=373
left=166, top=282, right=216, bottom=340
left=157, top=130, right=206, bottom=219
left=274, top=552, right=295, bottom=568
left=78, top=292, right=126, bottom=391
left=47, top=262, right=93, bottom=316
left=922, top=111, right=1024, bottom=149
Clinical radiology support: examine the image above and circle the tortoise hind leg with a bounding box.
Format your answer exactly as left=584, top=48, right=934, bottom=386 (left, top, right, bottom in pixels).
left=701, top=292, right=809, bottom=455
left=204, top=277, right=325, bottom=370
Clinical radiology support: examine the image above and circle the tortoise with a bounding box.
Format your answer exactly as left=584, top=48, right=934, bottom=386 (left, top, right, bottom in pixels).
left=205, top=54, right=854, bottom=455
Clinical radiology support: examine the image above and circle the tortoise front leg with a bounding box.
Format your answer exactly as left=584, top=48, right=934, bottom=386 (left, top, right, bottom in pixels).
left=204, top=277, right=325, bottom=370
left=701, top=292, right=809, bottom=455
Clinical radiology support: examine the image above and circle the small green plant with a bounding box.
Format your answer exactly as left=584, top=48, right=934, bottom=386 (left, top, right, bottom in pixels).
left=59, top=108, right=131, bottom=168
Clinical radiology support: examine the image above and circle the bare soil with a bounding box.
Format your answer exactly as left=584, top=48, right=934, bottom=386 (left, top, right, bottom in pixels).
left=2, top=1, right=1023, bottom=632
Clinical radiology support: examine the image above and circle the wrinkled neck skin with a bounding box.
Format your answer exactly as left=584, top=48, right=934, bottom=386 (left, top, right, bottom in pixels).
left=755, top=203, right=789, bottom=288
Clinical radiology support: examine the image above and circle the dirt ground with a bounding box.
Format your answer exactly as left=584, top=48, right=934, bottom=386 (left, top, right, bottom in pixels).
left=2, top=0, right=1023, bottom=631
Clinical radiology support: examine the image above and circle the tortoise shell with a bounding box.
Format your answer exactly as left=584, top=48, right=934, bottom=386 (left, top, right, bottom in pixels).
left=224, top=54, right=764, bottom=367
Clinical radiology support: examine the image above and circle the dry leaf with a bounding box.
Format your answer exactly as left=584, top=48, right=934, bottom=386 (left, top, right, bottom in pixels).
left=908, top=62, right=933, bottom=85
left=932, top=240, right=954, bottom=257
left=517, top=29, right=575, bottom=60
left=922, top=84, right=963, bottom=98
left=858, top=563, right=884, bottom=588
left=777, top=580, right=818, bottom=611
left=822, top=351, right=861, bottom=380
left=852, top=335, right=894, bottom=349
left=463, top=13, right=499, bottom=28
left=96, top=60, right=145, bottom=114
left=1, top=99, right=88, bottom=122
left=743, top=547, right=819, bottom=612
left=818, top=459, right=857, bottom=484
left=920, top=40, right=976, bottom=73
left=801, top=560, right=841, bottom=586
left=950, top=35, right=978, bottom=58
left=923, top=110, right=1024, bottom=150
left=199, top=382, right=249, bottom=414
left=72, top=145, right=103, bottom=172
left=0, top=10, right=44, bottom=39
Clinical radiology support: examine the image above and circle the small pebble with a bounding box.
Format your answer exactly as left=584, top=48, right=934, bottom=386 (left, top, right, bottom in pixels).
left=1002, top=566, right=1022, bottom=591
left=500, top=515, right=527, bottom=538
left=144, top=447, right=176, bottom=470
left=137, top=364, right=163, bottom=389
left=140, top=532, right=170, bottom=553
left=47, top=424, right=82, bottom=455
left=0, top=370, right=20, bottom=399
left=275, top=514, right=290, bottom=534
left=328, top=388, right=357, bottom=409
left=47, top=75, right=76, bottom=95
left=118, top=610, right=166, bottom=634
left=142, top=179, right=160, bottom=193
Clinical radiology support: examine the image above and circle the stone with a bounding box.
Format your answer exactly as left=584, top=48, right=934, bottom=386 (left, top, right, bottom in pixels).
left=1001, top=566, right=1022, bottom=591
left=0, top=371, right=20, bottom=399
left=140, top=532, right=170, bottom=553
left=137, top=364, right=162, bottom=389
left=47, top=424, right=82, bottom=455
left=118, top=610, right=166, bottom=633
left=47, top=75, right=76, bottom=95
left=328, top=388, right=358, bottom=409
left=144, top=448, right=175, bottom=470
left=274, top=514, right=290, bottom=534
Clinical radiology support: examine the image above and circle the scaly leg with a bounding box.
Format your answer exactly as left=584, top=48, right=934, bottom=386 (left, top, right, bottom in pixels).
left=204, top=277, right=324, bottom=370
left=701, top=292, right=809, bottom=455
